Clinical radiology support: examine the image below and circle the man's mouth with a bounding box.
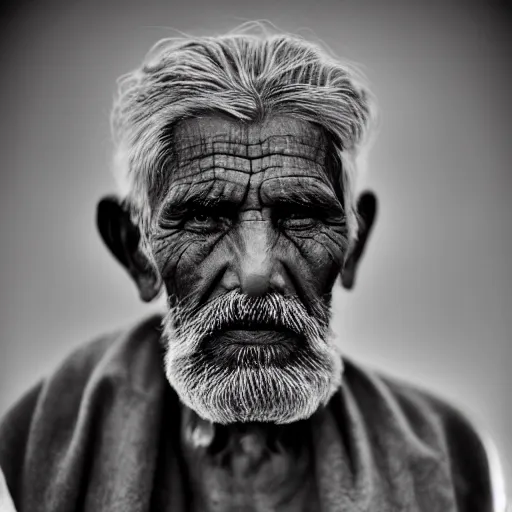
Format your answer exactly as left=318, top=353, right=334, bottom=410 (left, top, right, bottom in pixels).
left=201, top=324, right=305, bottom=364
left=213, top=328, right=299, bottom=346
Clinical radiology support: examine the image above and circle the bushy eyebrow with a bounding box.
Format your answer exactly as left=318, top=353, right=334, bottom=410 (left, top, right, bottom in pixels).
left=271, top=193, right=345, bottom=219
left=159, top=177, right=344, bottom=218
left=159, top=186, right=239, bottom=219
left=261, top=179, right=344, bottom=215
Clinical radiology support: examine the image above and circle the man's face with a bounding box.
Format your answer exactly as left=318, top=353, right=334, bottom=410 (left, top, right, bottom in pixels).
left=149, top=115, right=350, bottom=424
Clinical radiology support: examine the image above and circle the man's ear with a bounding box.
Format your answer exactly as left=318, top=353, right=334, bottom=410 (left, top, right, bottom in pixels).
left=341, top=191, right=378, bottom=290
left=96, top=195, right=162, bottom=302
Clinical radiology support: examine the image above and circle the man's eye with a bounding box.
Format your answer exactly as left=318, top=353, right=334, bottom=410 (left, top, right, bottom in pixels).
left=275, top=207, right=321, bottom=230
left=280, top=212, right=319, bottom=230
left=191, top=214, right=211, bottom=223
left=287, top=212, right=308, bottom=220
left=185, top=213, right=217, bottom=227
left=183, top=211, right=231, bottom=233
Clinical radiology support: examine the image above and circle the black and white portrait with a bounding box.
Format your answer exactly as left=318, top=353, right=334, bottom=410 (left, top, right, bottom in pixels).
left=0, top=1, right=510, bottom=511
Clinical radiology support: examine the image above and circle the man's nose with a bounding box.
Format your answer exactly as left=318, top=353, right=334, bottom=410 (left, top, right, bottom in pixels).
left=237, top=221, right=290, bottom=297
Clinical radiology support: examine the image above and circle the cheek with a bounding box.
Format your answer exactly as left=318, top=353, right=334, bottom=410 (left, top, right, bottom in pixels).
left=152, top=230, right=225, bottom=299
left=151, top=225, right=347, bottom=301
left=283, top=226, right=347, bottom=293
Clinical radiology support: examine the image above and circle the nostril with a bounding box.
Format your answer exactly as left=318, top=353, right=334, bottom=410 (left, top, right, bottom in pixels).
left=242, top=272, right=270, bottom=297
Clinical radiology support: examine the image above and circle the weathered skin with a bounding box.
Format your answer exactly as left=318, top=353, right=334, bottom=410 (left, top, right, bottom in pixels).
left=146, top=116, right=346, bottom=511
left=150, top=116, right=348, bottom=314
left=180, top=407, right=320, bottom=512
left=97, top=115, right=375, bottom=511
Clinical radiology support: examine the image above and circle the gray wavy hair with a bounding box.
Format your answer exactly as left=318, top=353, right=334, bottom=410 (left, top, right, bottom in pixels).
left=111, top=25, right=377, bottom=245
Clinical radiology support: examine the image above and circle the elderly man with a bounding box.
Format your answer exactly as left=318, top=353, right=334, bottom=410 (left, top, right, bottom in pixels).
left=0, top=30, right=502, bottom=511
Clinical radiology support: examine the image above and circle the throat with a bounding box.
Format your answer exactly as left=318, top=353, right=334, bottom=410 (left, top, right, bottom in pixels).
left=181, top=405, right=318, bottom=511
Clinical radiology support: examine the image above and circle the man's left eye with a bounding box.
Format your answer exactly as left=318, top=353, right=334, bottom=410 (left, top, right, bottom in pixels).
left=281, top=213, right=318, bottom=230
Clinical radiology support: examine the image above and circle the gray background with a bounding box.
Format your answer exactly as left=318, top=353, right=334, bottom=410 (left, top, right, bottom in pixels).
left=1, top=0, right=511, bottom=489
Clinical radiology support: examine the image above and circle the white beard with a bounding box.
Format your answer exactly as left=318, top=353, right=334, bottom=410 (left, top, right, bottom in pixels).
left=162, top=291, right=344, bottom=424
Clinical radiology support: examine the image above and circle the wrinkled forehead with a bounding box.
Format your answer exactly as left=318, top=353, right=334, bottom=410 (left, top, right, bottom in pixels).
left=173, top=115, right=328, bottom=161
left=162, top=116, right=342, bottom=209
left=171, top=115, right=337, bottom=185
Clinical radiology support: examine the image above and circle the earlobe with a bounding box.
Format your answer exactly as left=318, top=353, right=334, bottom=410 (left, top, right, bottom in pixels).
left=96, top=196, right=162, bottom=302
left=341, top=191, right=378, bottom=290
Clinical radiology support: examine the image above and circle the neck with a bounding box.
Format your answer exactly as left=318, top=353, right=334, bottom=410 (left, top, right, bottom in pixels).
left=180, top=404, right=318, bottom=510
left=181, top=406, right=312, bottom=462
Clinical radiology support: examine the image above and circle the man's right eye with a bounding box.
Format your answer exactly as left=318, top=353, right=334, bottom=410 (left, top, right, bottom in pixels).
left=158, top=202, right=235, bottom=233
left=158, top=207, right=215, bottom=229
left=190, top=213, right=211, bottom=224
left=182, top=211, right=231, bottom=233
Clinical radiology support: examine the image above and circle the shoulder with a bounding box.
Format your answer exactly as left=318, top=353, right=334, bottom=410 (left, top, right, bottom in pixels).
left=341, top=357, right=489, bottom=446
left=2, top=313, right=164, bottom=416
left=0, top=313, right=165, bottom=504
left=38, top=313, right=165, bottom=397
left=341, top=358, right=505, bottom=511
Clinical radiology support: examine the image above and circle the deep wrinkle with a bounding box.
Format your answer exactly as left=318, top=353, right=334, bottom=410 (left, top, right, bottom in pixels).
left=154, top=115, right=347, bottom=438
left=151, top=116, right=349, bottom=313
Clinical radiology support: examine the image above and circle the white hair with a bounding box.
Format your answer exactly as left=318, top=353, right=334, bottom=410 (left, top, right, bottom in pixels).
left=110, top=24, right=377, bottom=246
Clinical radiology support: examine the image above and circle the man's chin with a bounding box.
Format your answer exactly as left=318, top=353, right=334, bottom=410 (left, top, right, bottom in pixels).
left=165, top=346, right=343, bottom=425
left=171, top=372, right=334, bottom=424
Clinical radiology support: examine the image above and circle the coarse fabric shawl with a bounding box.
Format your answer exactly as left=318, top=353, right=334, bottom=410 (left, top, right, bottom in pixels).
left=0, top=315, right=493, bottom=511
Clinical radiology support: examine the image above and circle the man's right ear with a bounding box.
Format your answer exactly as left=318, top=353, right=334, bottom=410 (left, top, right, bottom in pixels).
left=96, top=196, right=162, bottom=302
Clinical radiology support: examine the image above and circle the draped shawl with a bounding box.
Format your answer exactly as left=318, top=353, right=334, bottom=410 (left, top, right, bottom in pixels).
left=0, top=315, right=493, bottom=511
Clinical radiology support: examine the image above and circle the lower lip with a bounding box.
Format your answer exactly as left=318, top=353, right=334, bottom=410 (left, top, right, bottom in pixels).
left=211, top=329, right=299, bottom=346
left=201, top=329, right=301, bottom=364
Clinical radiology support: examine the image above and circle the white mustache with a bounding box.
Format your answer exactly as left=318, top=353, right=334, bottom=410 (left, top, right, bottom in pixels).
left=162, top=289, right=342, bottom=424
left=168, top=290, right=330, bottom=345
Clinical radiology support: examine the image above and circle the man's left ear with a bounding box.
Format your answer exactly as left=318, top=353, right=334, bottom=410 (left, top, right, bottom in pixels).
left=341, top=191, right=378, bottom=290
left=96, top=195, right=162, bottom=302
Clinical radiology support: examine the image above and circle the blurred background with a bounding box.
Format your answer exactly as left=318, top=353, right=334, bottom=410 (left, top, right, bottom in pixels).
left=1, top=0, right=511, bottom=489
